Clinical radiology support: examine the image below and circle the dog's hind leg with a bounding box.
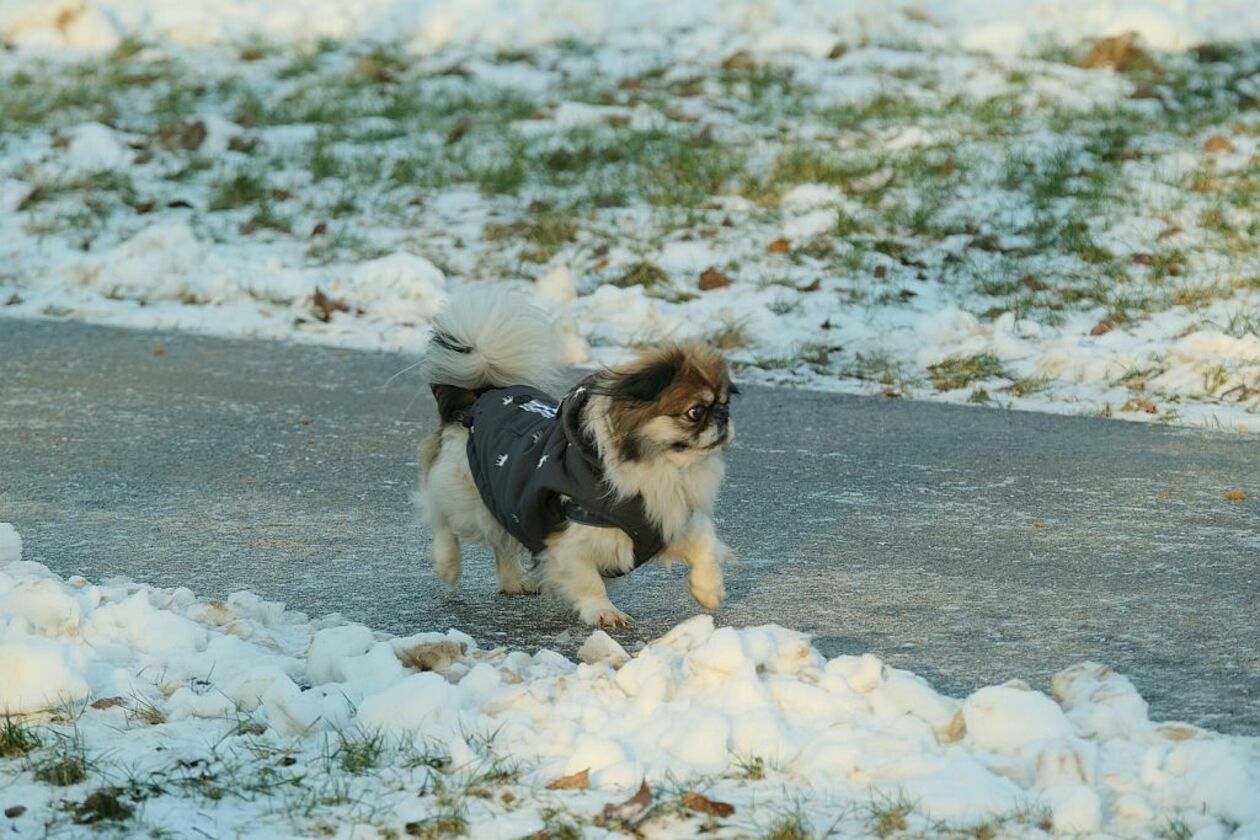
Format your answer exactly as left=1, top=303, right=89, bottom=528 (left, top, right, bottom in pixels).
left=431, top=523, right=462, bottom=589
left=494, top=544, right=539, bottom=595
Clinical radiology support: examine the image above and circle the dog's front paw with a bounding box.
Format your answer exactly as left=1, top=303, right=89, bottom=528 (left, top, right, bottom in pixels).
left=578, top=600, right=633, bottom=629
left=688, top=568, right=726, bottom=611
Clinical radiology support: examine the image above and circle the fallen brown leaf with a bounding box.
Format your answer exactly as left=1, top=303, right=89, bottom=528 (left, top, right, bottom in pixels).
left=681, top=792, right=735, bottom=818
left=311, top=221, right=328, bottom=238
left=310, top=288, right=350, bottom=323
left=1156, top=224, right=1183, bottom=242
left=154, top=119, right=207, bottom=152
left=547, top=768, right=590, bottom=791
left=799, top=279, right=822, bottom=292
left=446, top=116, right=472, bottom=145
left=698, top=267, right=731, bottom=291
left=1121, top=397, right=1159, bottom=414
left=5, top=805, right=27, bottom=819
left=1079, top=33, right=1155, bottom=73
left=1202, top=134, right=1235, bottom=154
left=768, top=237, right=791, bottom=254
left=1131, top=252, right=1155, bottom=266
left=90, top=697, right=126, bottom=710
left=721, top=51, right=756, bottom=71
left=602, top=780, right=652, bottom=823
left=1225, top=490, right=1248, bottom=501
left=1089, top=319, right=1115, bottom=336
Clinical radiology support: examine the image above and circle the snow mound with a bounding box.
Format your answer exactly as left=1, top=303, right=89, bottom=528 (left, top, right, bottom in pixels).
left=1, top=522, right=1257, bottom=836
left=0, top=522, right=21, bottom=563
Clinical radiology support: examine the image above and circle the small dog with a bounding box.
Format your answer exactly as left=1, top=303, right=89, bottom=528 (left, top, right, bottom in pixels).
left=416, top=290, right=736, bottom=628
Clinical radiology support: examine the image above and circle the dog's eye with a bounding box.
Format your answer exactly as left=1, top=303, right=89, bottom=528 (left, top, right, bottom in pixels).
left=684, top=405, right=707, bottom=422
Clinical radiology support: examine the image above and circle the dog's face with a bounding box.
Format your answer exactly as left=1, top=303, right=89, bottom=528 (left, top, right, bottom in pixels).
left=592, top=342, right=736, bottom=466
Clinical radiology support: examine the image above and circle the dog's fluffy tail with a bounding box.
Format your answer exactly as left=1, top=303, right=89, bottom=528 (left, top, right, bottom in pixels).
left=422, top=287, right=565, bottom=396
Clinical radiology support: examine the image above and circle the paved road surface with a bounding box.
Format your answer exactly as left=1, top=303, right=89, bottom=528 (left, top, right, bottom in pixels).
left=1, top=318, right=1256, bottom=733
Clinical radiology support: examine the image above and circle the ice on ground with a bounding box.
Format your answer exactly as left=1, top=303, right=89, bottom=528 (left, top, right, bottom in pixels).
left=1, top=522, right=1257, bottom=837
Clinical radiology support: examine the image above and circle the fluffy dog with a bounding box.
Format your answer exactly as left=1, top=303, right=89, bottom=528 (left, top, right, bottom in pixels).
left=415, top=290, right=735, bottom=628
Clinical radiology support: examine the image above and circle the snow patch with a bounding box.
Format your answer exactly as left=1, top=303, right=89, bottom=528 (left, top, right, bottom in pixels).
left=1, top=522, right=1257, bottom=835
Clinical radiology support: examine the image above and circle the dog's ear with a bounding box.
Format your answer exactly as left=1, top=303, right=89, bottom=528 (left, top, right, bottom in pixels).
left=597, top=358, right=678, bottom=403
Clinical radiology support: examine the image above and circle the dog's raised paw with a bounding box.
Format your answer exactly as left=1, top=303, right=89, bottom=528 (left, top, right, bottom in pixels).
left=688, top=574, right=725, bottom=611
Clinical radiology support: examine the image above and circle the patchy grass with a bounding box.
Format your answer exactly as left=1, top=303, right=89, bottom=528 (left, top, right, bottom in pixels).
left=0, top=716, right=41, bottom=759
left=333, top=728, right=387, bottom=775
left=0, top=35, right=1256, bottom=426
left=31, top=736, right=91, bottom=787
left=1158, top=818, right=1194, bottom=840
left=928, top=354, right=1009, bottom=392
left=758, top=803, right=811, bottom=840
left=867, top=793, right=915, bottom=837
left=71, top=788, right=135, bottom=825
left=613, top=260, right=668, bottom=289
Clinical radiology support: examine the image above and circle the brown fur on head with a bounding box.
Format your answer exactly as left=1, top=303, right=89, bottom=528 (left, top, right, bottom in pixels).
left=591, top=342, right=737, bottom=464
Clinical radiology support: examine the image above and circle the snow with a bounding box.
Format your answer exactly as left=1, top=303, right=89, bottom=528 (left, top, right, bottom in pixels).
left=5, top=0, right=1260, bottom=55
left=1, top=523, right=1257, bottom=837
left=0, top=3, right=1257, bottom=434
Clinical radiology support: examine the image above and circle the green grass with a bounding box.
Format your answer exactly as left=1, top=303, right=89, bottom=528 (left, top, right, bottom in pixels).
left=0, top=716, right=41, bottom=759
left=30, top=734, right=92, bottom=786
left=1157, top=819, right=1194, bottom=840
left=0, top=36, right=1256, bottom=418
left=928, top=354, right=1009, bottom=392
left=333, top=729, right=387, bottom=775
left=209, top=169, right=269, bottom=211
left=613, top=261, right=668, bottom=289
left=867, top=793, right=915, bottom=837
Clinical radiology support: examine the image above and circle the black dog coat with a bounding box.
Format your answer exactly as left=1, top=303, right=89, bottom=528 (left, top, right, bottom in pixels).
left=463, top=383, right=665, bottom=573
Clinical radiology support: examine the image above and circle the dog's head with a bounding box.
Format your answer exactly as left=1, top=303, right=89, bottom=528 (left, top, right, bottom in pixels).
left=591, top=342, right=736, bottom=465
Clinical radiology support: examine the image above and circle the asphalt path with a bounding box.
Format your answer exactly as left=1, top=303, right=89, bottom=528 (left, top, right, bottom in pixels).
left=1, top=317, right=1256, bottom=732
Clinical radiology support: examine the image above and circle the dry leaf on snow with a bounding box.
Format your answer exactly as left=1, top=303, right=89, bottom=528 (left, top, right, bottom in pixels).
left=680, top=792, right=735, bottom=817
left=698, top=267, right=731, bottom=291
left=546, top=768, right=589, bottom=791
left=310, top=287, right=350, bottom=322
left=90, top=697, right=126, bottom=710
left=1089, top=319, right=1115, bottom=336
left=601, top=780, right=652, bottom=823
left=1203, top=135, right=1235, bottom=154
